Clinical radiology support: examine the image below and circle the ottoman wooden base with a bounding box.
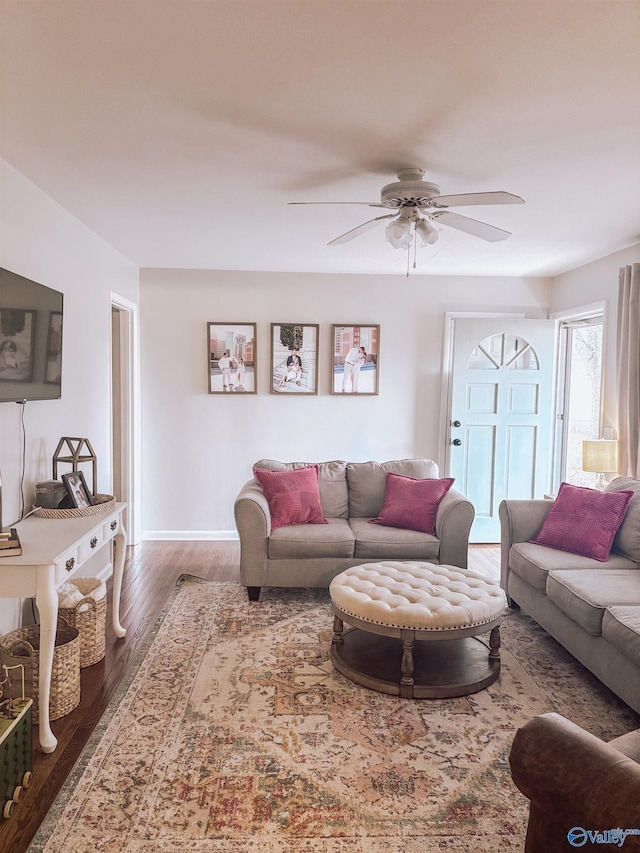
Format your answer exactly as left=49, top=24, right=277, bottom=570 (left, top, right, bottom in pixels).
left=330, top=623, right=501, bottom=699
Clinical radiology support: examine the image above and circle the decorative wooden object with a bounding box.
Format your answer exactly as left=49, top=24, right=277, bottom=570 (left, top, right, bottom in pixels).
left=0, top=665, right=32, bottom=821
left=53, top=437, right=97, bottom=497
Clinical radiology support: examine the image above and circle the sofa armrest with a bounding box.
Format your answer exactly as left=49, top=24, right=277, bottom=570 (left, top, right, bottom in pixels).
left=509, top=713, right=640, bottom=851
left=434, top=488, right=474, bottom=569
left=499, top=499, right=552, bottom=592
left=234, top=479, right=271, bottom=587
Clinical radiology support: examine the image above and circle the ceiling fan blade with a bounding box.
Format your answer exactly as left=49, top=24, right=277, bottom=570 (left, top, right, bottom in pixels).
left=430, top=191, right=525, bottom=208
left=415, top=242, right=450, bottom=268
left=431, top=211, right=512, bottom=242
left=289, top=201, right=385, bottom=207
left=327, top=214, right=395, bottom=246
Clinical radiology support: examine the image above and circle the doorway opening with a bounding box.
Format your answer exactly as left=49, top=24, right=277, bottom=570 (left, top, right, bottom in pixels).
left=551, top=307, right=605, bottom=492
left=111, top=294, right=140, bottom=545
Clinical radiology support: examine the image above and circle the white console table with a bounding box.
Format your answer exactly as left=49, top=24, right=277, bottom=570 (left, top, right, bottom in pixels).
left=0, top=503, right=127, bottom=752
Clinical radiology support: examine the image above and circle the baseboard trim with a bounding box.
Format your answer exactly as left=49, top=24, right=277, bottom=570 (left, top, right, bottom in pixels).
left=142, top=530, right=239, bottom=541
left=94, top=563, right=114, bottom=583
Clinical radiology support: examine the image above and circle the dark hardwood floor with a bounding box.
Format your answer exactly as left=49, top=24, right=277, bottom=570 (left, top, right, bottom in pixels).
left=0, top=541, right=499, bottom=853
left=0, top=541, right=240, bottom=853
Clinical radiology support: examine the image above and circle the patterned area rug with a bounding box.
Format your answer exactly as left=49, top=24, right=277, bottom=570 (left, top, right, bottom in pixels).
left=29, top=576, right=640, bottom=853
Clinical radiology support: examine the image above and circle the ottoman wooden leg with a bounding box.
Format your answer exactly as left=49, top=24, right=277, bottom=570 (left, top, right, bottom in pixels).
left=489, top=626, right=501, bottom=663
left=400, top=630, right=415, bottom=698
left=332, top=614, right=344, bottom=647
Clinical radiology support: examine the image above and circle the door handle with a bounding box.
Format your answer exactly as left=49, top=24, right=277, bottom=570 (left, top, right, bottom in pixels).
left=452, top=420, right=461, bottom=428
left=452, top=438, right=462, bottom=447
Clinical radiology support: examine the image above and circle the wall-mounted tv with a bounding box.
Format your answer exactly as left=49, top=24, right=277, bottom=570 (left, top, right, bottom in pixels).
left=0, top=267, right=63, bottom=403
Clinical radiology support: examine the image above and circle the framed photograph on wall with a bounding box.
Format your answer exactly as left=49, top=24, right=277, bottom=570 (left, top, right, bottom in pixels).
left=0, top=309, right=36, bottom=383
left=271, top=323, right=319, bottom=394
left=208, top=322, right=257, bottom=394
left=331, top=324, right=379, bottom=395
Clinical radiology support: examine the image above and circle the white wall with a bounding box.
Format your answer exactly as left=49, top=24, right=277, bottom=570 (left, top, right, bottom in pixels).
left=140, top=268, right=550, bottom=537
left=550, top=243, right=640, bottom=436
left=0, top=160, right=139, bottom=633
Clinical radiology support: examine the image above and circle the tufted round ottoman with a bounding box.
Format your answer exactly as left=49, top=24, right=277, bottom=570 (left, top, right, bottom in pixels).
left=329, top=561, right=507, bottom=698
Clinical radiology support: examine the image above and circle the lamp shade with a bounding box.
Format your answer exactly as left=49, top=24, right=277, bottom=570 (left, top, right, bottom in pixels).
left=582, top=440, right=619, bottom=474
left=385, top=217, right=412, bottom=249
left=415, top=218, right=440, bottom=246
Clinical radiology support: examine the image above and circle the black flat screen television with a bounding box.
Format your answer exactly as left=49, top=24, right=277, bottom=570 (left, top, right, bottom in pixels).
left=0, top=267, right=63, bottom=402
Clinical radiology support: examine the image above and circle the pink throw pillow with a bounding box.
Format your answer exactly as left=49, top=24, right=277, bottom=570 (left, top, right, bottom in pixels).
left=253, top=465, right=328, bottom=531
left=530, top=482, right=634, bottom=562
left=369, top=473, right=455, bottom=535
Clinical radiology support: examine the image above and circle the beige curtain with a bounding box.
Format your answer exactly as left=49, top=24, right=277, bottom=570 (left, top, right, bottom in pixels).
left=617, top=263, right=640, bottom=477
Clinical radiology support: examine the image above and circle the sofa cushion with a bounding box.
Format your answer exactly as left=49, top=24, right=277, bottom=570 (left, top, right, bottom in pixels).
left=346, top=459, right=439, bottom=518
left=546, top=569, right=640, bottom=636
left=530, top=482, right=634, bottom=562
left=253, top=466, right=328, bottom=530
left=607, top=477, right=640, bottom=563
left=268, top=518, right=355, bottom=560
left=602, top=606, right=640, bottom=672
left=254, top=459, right=349, bottom=518
left=509, top=542, right=638, bottom=592
left=608, top=724, right=640, bottom=762
left=369, top=474, right=454, bottom=535
left=349, top=517, right=441, bottom=561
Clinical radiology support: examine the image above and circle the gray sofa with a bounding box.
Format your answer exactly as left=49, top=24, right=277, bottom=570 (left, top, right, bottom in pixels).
left=234, top=458, right=474, bottom=601
left=500, top=476, right=640, bottom=715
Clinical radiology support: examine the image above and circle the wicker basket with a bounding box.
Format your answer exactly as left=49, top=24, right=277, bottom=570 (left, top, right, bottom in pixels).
left=58, top=579, right=107, bottom=667
left=0, top=618, right=81, bottom=721
left=34, top=493, right=116, bottom=520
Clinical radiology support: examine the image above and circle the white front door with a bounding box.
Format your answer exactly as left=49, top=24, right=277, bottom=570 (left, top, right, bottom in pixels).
left=448, top=318, right=554, bottom=542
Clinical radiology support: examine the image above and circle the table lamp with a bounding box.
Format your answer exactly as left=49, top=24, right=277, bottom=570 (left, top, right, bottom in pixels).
left=582, top=439, right=619, bottom=491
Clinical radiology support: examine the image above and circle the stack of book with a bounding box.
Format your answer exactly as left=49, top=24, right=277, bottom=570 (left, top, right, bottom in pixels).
left=0, top=529, right=21, bottom=557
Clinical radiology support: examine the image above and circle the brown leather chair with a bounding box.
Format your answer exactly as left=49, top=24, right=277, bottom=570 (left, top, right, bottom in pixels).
left=509, top=713, right=640, bottom=852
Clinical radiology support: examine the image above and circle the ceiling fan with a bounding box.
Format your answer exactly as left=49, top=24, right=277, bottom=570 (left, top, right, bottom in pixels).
left=289, top=168, right=524, bottom=268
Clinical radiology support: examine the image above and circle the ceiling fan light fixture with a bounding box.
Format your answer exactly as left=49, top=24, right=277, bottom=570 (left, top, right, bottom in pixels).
left=290, top=168, right=524, bottom=265
left=385, top=217, right=413, bottom=249
left=415, top=217, right=440, bottom=246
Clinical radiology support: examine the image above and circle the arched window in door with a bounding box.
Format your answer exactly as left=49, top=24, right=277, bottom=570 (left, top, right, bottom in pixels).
left=468, top=333, right=539, bottom=370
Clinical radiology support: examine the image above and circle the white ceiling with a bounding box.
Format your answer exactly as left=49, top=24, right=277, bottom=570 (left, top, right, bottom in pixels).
left=1, top=0, right=639, bottom=277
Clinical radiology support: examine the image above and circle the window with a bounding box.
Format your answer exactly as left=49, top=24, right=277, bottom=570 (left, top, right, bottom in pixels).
left=468, top=334, right=539, bottom=370
left=553, top=313, right=604, bottom=490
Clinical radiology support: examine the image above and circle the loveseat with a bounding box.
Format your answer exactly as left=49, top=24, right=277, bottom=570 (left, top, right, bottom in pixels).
left=234, top=458, right=474, bottom=601
left=509, top=713, right=640, bottom=852
left=500, top=476, right=640, bottom=714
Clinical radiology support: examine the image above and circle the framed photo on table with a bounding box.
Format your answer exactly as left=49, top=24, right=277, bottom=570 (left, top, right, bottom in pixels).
left=331, top=324, right=379, bottom=395
left=208, top=322, right=257, bottom=394
left=271, top=324, right=319, bottom=394
left=62, top=471, right=93, bottom=508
